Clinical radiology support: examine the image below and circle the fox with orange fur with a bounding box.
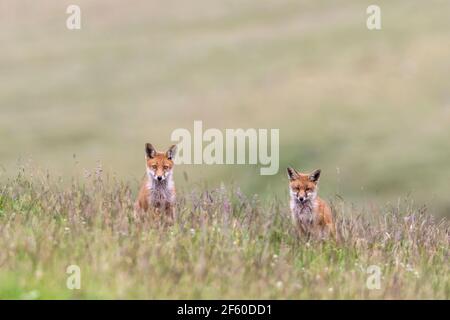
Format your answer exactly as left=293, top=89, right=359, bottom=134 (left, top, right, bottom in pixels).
left=135, top=143, right=177, bottom=222
left=287, top=167, right=336, bottom=239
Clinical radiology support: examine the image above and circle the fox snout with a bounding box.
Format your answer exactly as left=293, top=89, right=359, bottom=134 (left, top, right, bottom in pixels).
left=294, top=189, right=307, bottom=203
left=154, top=172, right=167, bottom=181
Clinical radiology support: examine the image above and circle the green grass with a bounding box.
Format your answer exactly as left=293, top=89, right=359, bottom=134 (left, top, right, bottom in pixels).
left=0, top=0, right=449, bottom=299
left=1, top=1, right=450, bottom=215
left=0, top=171, right=448, bottom=299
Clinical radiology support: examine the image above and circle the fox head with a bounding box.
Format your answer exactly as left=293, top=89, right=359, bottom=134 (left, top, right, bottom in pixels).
left=145, top=143, right=177, bottom=182
left=287, top=167, right=321, bottom=205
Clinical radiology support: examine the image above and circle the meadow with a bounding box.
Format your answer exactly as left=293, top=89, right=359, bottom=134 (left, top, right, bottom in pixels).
left=0, top=0, right=449, bottom=299
left=0, top=170, right=448, bottom=299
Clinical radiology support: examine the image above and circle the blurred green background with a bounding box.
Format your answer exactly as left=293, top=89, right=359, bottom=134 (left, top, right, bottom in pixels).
left=1, top=0, right=449, bottom=215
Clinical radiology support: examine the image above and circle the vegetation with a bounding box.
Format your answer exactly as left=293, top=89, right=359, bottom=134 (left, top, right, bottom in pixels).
left=1, top=1, right=450, bottom=213
left=0, top=1, right=449, bottom=299
left=0, top=169, right=447, bottom=299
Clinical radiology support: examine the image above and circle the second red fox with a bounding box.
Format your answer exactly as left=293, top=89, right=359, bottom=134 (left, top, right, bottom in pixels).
left=287, top=167, right=336, bottom=239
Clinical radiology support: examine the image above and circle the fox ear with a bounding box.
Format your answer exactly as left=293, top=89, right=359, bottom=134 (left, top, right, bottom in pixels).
left=145, top=143, right=157, bottom=159
left=287, top=167, right=299, bottom=180
left=166, top=144, right=177, bottom=160
left=309, top=169, right=321, bottom=183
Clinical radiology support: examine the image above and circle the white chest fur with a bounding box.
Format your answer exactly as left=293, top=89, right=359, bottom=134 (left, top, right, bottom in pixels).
left=146, top=175, right=175, bottom=207
left=290, top=199, right=317, bottom=229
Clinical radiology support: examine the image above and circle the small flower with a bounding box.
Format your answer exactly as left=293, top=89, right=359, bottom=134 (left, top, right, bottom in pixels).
left=223, top=200, right=231, bottom=214
left=22, top=290, right=40, bottom=300
left=35, top=269, right=43, bottom=279
left=405, top=264, right=414, bottom=272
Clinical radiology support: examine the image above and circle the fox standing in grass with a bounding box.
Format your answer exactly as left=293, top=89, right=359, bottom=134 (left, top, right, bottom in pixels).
left=135, top=143, right=177, bottom=223
left=287, top=167, right=336, bottom=239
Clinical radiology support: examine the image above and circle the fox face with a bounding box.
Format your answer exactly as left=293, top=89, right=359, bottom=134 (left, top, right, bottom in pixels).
left=145, top=143, right=177, bottom=181
left=287, top=167, right=321, bottom=205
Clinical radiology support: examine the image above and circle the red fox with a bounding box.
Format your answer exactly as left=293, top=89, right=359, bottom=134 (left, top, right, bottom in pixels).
left=287, top=167, right=336, bottom=239
left=135, top=143, right=177, bottom=223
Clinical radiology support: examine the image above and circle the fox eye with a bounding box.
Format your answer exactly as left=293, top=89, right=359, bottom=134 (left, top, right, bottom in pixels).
left=163, top=165, right=169, bottom=170
left=152, top=165, right=157, bottom=169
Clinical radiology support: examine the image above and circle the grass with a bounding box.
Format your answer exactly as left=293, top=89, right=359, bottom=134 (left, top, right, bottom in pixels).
left=0, top=168, right=448, bottom=299
left=1, top=1, right=450, bottom=214
left=0, top=0, right=449, bottom=299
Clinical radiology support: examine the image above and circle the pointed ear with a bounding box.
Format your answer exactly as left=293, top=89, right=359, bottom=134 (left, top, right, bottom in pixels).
left=287, top=167, right=299, bottom=180
left=166, top=144, right=177, bottom=160
left=309, top=169, right=321, bottom=183
left=145, top=143, right=157, bottom=159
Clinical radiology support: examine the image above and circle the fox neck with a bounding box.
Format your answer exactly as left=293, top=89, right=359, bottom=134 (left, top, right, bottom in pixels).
left=146, top=171, right=175, bottom=203
left=290, top=196, right=318, bottom=229
left=290, top=194, right=318, bottom=214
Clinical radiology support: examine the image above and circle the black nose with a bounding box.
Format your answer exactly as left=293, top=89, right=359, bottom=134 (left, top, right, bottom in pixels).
left=157, top=176, right=162, bottom=181
left=299, top=197, right=305, bottom=202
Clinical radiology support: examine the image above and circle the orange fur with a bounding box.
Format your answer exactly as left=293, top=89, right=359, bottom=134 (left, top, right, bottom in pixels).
left=287, top=168, right=336, bottom=240
left=134, top=143, right=177, bottom=223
